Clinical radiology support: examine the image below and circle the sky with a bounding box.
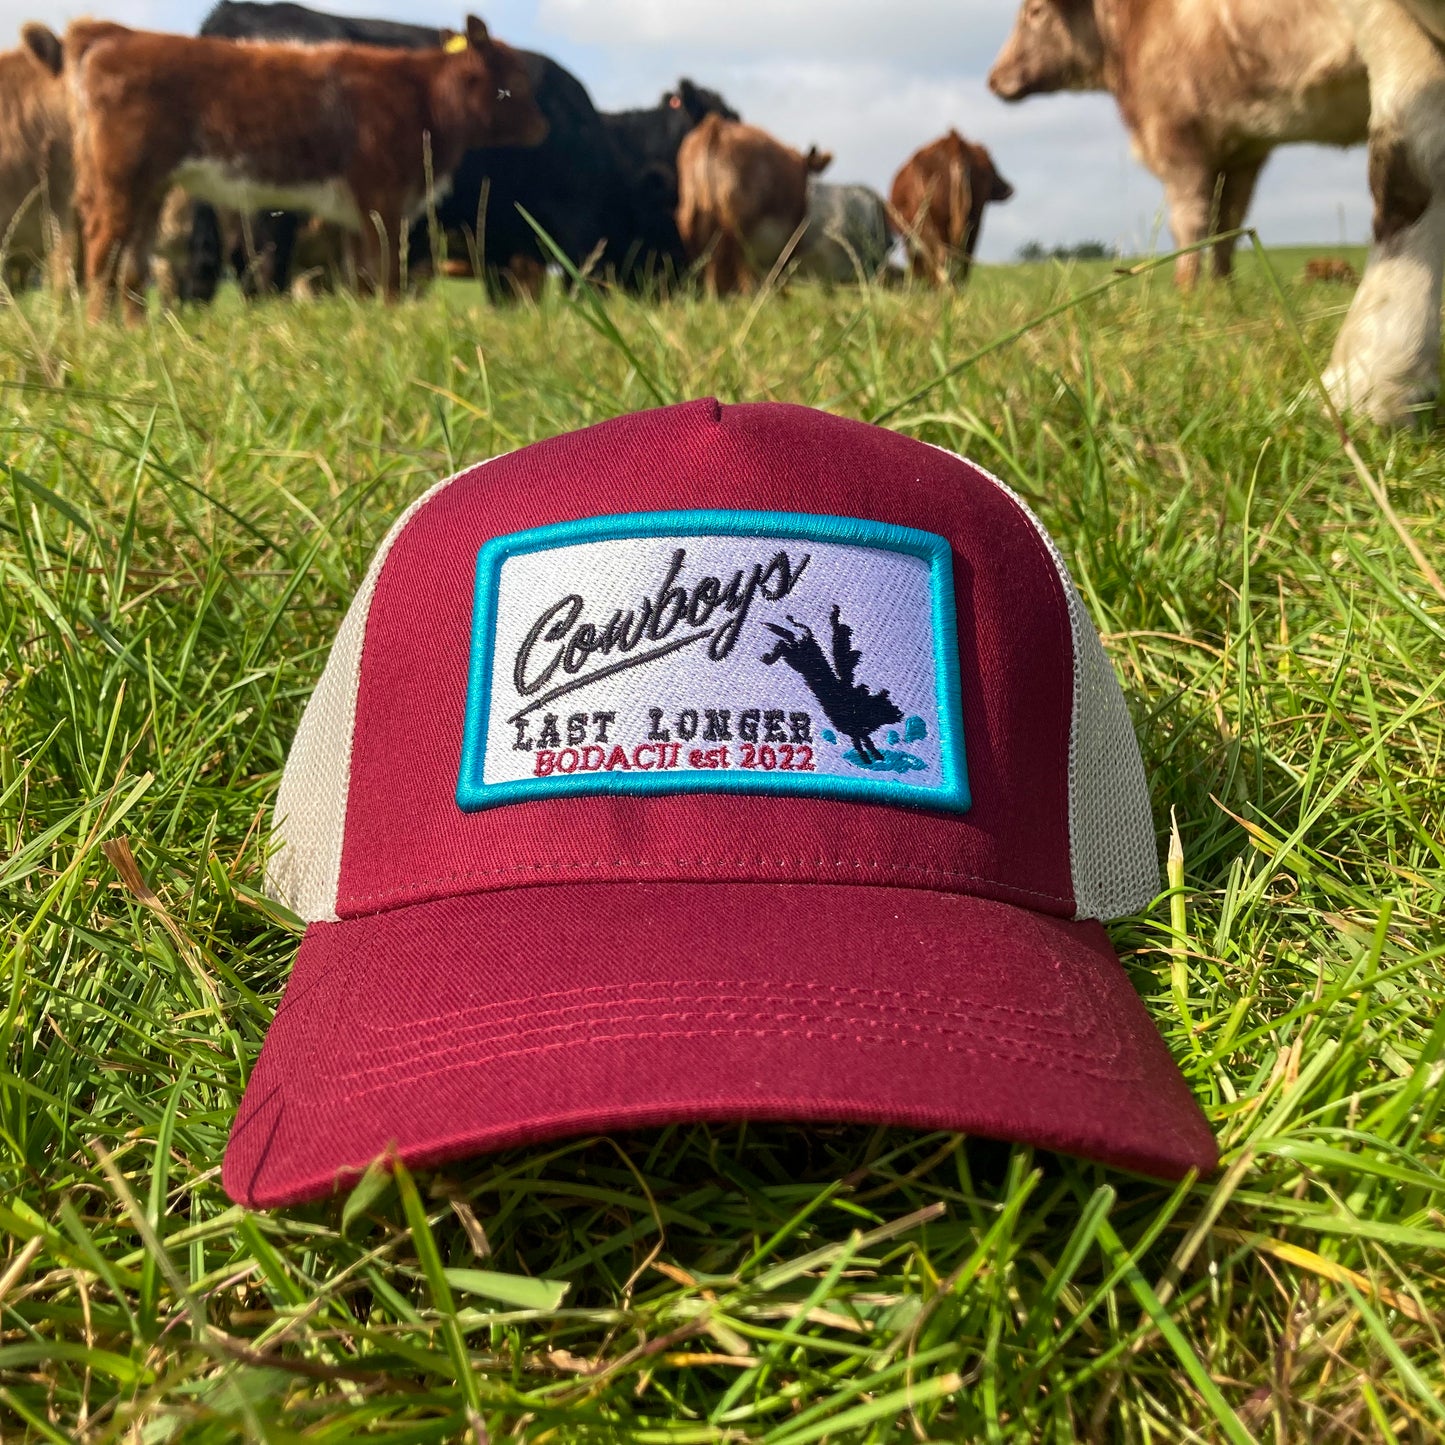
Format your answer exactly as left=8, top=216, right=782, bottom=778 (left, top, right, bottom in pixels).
left=6, top=0, right=1371, bottom=262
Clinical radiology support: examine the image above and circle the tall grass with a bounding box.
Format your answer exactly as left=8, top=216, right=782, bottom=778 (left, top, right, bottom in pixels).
left=1, top=252, right=1442, bottom=1442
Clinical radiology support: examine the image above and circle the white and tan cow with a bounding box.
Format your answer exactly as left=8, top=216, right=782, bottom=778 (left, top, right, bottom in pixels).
left=990, top=0, right=1445, bottom=423
left=988, top=0, right=1369, bottom=286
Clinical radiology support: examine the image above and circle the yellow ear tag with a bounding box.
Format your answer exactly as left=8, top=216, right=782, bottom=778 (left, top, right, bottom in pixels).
left=444, top=34, right=468, bottom=53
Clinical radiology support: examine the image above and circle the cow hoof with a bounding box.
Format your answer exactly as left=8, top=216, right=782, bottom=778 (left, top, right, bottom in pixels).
left=1322, top=357, right=1438, bottom=427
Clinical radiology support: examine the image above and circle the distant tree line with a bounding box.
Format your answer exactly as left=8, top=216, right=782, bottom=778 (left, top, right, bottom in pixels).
left=1016, top=240, right=1118, bottom=261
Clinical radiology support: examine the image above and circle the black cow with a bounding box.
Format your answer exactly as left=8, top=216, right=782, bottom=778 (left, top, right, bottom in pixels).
left=185, top=1, right=736, bottom=295
left=601, top=80, right=740, bottom=282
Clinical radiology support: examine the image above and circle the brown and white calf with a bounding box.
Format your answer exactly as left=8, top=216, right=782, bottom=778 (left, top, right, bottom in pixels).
left=987, top=0, right=1368, bottom=288
left=675, top=115, right=832, bottom=295
left=0, top=24, right=72, bottom=292
left=66, top=14, right=546, bottom=320
left=888, top=131, right=1014, bottom=285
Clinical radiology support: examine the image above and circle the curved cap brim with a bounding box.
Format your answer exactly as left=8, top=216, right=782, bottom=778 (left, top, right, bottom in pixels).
left=224, top=882, right=1217, bottom=1208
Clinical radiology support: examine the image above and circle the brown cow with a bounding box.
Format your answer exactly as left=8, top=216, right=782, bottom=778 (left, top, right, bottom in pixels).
left=1303, top=256, right=1359, bottom=285
left=66, top=15, right=547, bottom=321
left=888, top=131, right=1014, bottom=285
left=676, top=115, right=832, bottom=295
left=0, top=24, right=72, bottom=294
left=987, top=0, right=1368, bottom=287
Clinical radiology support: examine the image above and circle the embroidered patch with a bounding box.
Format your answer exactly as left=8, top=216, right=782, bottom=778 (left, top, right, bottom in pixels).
left=456, top=510, right=969, bottom=812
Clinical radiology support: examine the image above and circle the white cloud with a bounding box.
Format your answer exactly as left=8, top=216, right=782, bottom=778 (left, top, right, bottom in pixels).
left=537, top=0, right=1019, bottom=69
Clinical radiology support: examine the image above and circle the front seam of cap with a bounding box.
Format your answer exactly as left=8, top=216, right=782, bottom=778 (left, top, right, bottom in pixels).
left=336, top=860, right=1076, bottom=913
left=926, top=444, right=1077, bottom=907
left=963, top=460, right=1160, bottom=920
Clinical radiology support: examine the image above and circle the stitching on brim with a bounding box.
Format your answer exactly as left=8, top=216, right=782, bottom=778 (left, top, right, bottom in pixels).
left=326, top=1014, right=1139, bottom=1102
left=347, top=994, right=1094, bottom=1070
left=339, top=1008, right=1114, bottom=1083
left=350, top=977, right=1078, bottom=1039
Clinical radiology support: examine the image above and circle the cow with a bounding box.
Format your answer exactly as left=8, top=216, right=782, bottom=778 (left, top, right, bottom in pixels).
left=1304, top=256, right=1359, bottom=284
left=795, top=181, right=893, bottom=283
left=987, top=0, right=1368, bottom=291
left=676, top=116, right=832, bottom=294
left=987, top=0, right=1445, bottom=424
left=888, top=131, right=1014, bottom=285
left=602, top=80, right=741, bottom=284
left=194, top=1, right=452, bottom=297
left=194, top=1, right=587, bottom=297
left=66, top=16, right=546, bottom=322
left=186, top=2, right=738, bottom=298
left=0, top=24, right=71, bottom=294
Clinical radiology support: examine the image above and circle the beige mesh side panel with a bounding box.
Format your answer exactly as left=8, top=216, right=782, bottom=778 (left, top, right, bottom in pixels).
left=1046, top=566, right=1160, bottom=919
left=932, top=450, right=1160, bottom=919
left=266, top=467, right=479, bottom=921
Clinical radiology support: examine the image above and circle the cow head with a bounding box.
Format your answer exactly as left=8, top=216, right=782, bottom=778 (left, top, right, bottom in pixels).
left=433, top=15, right=549, bottom=150
left=19, top=22, right=63, bottom=77
left=970, top=143, right=1015, bottom=204
left=673, top=78, right=740, bottom=125
left=988, top=0, right=1106, bottom=101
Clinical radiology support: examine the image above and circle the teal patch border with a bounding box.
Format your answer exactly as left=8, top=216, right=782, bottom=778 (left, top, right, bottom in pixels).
left=456, top=509, right=970, bottom=814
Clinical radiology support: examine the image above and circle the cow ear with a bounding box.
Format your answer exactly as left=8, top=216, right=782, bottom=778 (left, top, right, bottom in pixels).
left=465, top=15, right=491, bottom=47
left=677, top=78, right=706, bottom=120
left=806, top=147, right=833, bottom=176
left=20, top=22, right=63, bottom=76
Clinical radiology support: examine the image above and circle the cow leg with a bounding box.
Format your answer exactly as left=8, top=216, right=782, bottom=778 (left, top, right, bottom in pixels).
left=82, top=197, right=131, bottom=323
left=1325, top=0, right=1445, bottom=424
left=247, top=211, right=300, bottom=297
left=117, top=195, right=165, bottom=325
left=959, top=206, right=987, bottom=284
left=908, top=221, right=946, bottom=287
left=1160, top=166, right=1214, bottom=288
left=1211, top=157, right=1265, bottom=278
left=707, top=230, right=746, bottom=297
left=355, top=206, right=401, bottom=300
left=504, top=254, right=545, bottom=301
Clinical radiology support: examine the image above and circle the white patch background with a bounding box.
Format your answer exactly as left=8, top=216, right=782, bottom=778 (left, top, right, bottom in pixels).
left=480, top=533, right=946, bottom=789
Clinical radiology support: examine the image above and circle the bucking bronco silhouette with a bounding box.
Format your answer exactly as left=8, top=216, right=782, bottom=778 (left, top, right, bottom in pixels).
left=761, top=606, right=903, bottom=762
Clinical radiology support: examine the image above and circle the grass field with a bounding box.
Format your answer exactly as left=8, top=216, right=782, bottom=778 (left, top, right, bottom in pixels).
left=2, top=241, right=1443, bottom=1443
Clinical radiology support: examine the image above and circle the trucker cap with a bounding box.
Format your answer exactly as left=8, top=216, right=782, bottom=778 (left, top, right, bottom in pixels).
left=224, top=399, right=1217, bottom=1208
